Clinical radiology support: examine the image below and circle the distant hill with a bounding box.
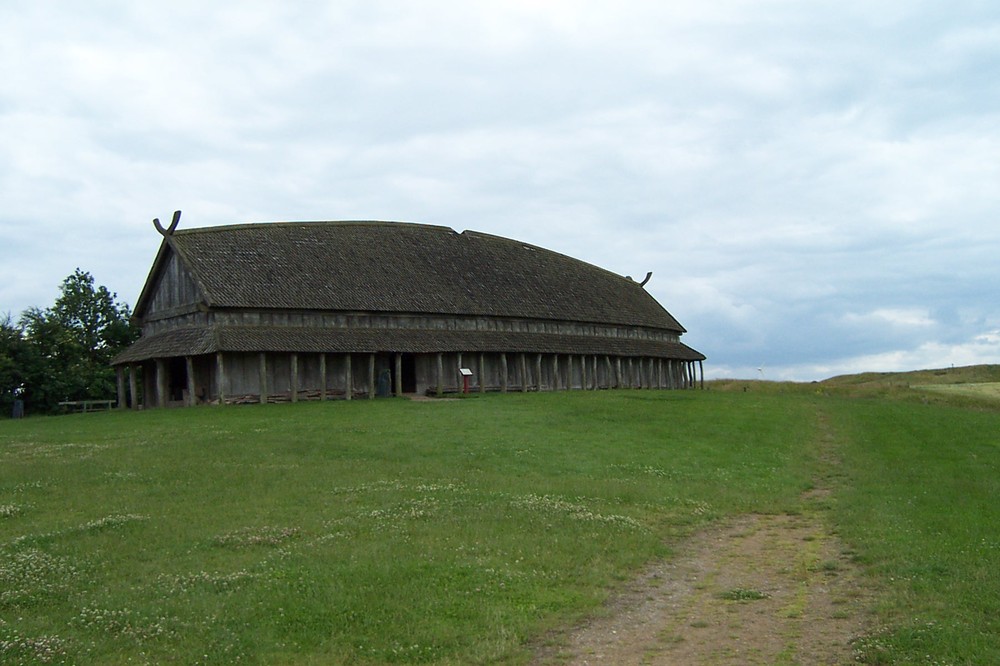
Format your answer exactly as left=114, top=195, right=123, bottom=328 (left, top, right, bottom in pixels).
left=820, top=364, right=1000, bottom=388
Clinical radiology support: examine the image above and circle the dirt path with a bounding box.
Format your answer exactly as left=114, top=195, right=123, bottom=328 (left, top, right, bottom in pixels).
left=534, top=413, right=874, bottom=665
left=534, top=512, right=872, bottom=665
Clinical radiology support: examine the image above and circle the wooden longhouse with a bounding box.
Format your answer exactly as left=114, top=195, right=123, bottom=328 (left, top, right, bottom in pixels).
left=112, top=215, right=706, bottom=407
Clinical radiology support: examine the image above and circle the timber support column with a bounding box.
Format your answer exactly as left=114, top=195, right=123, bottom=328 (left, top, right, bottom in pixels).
left=185, top=356, right=196, bottom=406
left=116, top=366, right=126, bottom=409
left=536, top=354, right=543, bottom=391
left=155, top=359, right=167, bottom=408
left=479, top=353, right=486, bottom=393
left=319, top=353, right=327, bottom=401
left=395, top=353, right=403, bottom=397
left=345, top=354, right=353, bottom=400
left=128, top=364, right=139, bottom=410
left=700, top=360, right=705, bottom=389
left=519, top=353, right=528, bottom=393
left=500, top=353, right=508, bottom=393
left=259, top=353, right=268, bottom=404
left=436, top=352, right=444, bottom=397
left=552, top=354, right=560, bottom=391
left=216, top=352, right=226, bottom=404
left=290, top=353, right=299, bottom=402
left=368, top=353, right=376, bottom=400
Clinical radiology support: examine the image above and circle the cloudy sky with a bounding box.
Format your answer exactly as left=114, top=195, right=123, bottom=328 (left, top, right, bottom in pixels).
left=2, top=1, right=998, bottom=381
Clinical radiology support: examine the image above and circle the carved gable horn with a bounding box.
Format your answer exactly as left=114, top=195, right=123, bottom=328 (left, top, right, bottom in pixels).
left=153, top=210, right=182, bottom=236
left=639, top=271, right=652, bottom=287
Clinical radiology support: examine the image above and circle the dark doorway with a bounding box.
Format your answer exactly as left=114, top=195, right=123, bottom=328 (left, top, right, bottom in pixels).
left=401, top=354, right=417, bottom=393
left=168, top=357, right=187, bottom=402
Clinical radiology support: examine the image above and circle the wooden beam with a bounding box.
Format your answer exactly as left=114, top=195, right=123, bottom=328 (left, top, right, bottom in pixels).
left=395, top=353, right=403, bottom=397
left=155, top=359, right=167, bottom=408
left=185, top=356, right=196, bottom=406
left=216, top=352, right=226, bottom=404
left=319, top=353, right=327, bottom=401
left=479, top=353, right=486, bottom=393
left=500, top=353, right=508, bottom=393
left=345, top=354, right=352, bottom=401
left=116, top=366, right=126, bottom=409
left=519, top=353, right=528, bottom=393
left=128, top=364, right=139, bottom=410
left=259, top=352, right=268, bottom=404
left=436, top=352, right=444, bottom=397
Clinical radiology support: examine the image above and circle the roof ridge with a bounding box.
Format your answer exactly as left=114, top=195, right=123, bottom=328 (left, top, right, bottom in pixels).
left=173, top=220, right=458, bottom=235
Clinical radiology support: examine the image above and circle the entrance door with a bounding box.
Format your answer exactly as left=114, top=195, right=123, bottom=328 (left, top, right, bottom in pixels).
left=168, top=357, right=187, bottom=402
left=401, top=354, right=417, bottom=393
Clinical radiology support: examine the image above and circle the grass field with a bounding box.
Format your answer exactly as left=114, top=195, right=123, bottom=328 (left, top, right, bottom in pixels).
left=2, top=370, right=999, bottom=664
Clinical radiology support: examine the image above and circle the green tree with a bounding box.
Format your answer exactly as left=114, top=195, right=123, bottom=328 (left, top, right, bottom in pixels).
left=0, top=313, right=27, bottom=416
left=17, top=269, right=138, bottom=414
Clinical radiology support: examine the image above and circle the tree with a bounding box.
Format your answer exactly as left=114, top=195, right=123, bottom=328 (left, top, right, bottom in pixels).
left=16, top=269, right=139, bottom=414
left=0, top=313, right=27, bottom=416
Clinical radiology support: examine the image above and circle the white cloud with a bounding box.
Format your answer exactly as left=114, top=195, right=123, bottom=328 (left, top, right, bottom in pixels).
left=1, top=1, right=998, bottom=383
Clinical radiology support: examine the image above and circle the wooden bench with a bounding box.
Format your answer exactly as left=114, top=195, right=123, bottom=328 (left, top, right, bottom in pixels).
left=58, top=399, right=116, bottom=413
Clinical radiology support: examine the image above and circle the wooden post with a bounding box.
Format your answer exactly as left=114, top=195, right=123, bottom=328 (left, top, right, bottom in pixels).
left=345, top=354, right=353, bottom=400
left=699, top=360, right=705, bottom=390
left=259, top=353, right=268, bottom=404
left=368, top=353, right=376, bottom=400
left=519, top=353, right=528, bottom=393
left=500, top=353, right=508, bottom=393
left=395, top=353, right=403, bottom=397
left=116, top=366, right=126, bottom=409
left=185, top=356, right=196, bottom=406
left=536, top=354, right=543, bottom=391
left=580, top=355, right=587, bottom=391
left=435, top=352, right=444, bottom=396
left=129, top=364, right=139, bottom=410
left=567, top=355, right=574, bottom=389
left=319, top=353, right=327, bottom=401
left=290, top=353, right=299, bottom=402
left=479, top=353, right=486, bottom=393
left=614, top=357, right=622, bottom=389
left=156, top=359, right=167, bottom=408
left=216, top=352, right=226, bottom=404
left=552, top=354, right=560, bottom=390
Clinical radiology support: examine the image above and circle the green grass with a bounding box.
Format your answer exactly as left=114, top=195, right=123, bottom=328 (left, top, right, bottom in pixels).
left=2, top=380, right=999, bottom=664
left=824, top=397, right=1000, bottom=664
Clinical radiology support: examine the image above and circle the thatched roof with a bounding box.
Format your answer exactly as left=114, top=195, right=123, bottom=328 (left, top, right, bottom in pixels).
left=117, top=220, right=705, bottom=364
left=135, top=221, right=685, bottom=331
left=115, top=325, right=706, bottom=364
